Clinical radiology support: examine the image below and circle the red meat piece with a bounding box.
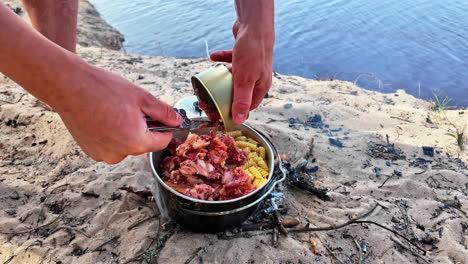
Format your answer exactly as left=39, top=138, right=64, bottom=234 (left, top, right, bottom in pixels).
left=184, top=184, right=219, bottom=201
left=162, top=132, right=257, bottom=201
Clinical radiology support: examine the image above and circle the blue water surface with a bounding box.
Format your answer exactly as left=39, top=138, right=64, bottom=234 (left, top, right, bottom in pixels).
left=89, top=0, right=468, bottom=107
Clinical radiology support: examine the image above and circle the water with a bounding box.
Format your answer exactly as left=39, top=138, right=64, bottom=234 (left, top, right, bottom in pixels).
left=89, top=0, right=468, bottom=107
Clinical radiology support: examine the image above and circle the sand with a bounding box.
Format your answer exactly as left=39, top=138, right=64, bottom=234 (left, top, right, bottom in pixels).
left=1, top=1, right=467, bottom=263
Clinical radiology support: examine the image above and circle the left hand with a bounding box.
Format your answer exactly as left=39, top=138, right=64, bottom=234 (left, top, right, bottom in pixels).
left=210, top=4, right=275, bottom=124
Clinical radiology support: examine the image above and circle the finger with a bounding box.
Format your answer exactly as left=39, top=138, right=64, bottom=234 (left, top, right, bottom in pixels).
left=102, top=153, right=126, bottom=164
left=231, top=73, right=255, bottom=124
left=141, top=130, right=173, bottom=153
left=140, top=92, right=183, bottom=126
left=250, top=79, right=272, bottom=110
left=210, top=50, right=233, bottom=63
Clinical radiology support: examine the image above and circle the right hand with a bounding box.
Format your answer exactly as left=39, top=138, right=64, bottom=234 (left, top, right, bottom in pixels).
left=53, top=64, right=182, bottom=164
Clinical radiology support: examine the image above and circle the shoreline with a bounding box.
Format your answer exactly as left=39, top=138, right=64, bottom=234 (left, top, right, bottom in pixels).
left=1, top=1, right=467, bottom=264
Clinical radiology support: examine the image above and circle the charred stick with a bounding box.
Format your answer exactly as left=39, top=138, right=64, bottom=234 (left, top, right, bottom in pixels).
left=288, top=202, right=426, bottom=255
left=128, top=215, right=155, bottom=230
left=378, top=175, right=395, bottom=188
left=290, top=180, right=331, bottom=200
left=0, top=202, right=70, bottom=235
left=274, top=209, right=288, bottom=236
left=272, top=227, right=279, bottom=247
left=241, top=218, right=300, bottom=231
left=350, top=221, right=425, bottom=255
left=354, top=238, right=363, bottom=264
left=3, top=255, right=15, bottom=264
left=323, top=242, right=346, bottom=264
left=183, top=247, right=203, bottom=264
left=118, top=186, right=153, bottom=199
left=51, top=226, right=90, bottom=238
left=93, top=236, right=120, bottom=252
left=391, top=237, right=430, bottom=264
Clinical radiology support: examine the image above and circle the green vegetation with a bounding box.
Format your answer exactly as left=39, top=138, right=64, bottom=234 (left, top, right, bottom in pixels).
left=432, top=94, right=452, bottom=112
left=446, top=124, right=466, bottom=151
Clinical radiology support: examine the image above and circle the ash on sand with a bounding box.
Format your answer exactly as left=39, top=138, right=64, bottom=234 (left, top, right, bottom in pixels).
left=1, top=1, right=467, bottom=263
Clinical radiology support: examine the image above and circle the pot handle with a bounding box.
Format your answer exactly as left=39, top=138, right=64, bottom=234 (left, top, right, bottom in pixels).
left=181, top=128, right=287, bottom=216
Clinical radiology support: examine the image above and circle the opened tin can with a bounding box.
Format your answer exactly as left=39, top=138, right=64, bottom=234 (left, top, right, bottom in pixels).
left=191, top=64, right=237, bottom=131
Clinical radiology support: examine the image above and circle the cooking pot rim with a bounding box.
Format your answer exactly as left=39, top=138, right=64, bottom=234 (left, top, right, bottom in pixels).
left=149, top=124, right=275, bottom=204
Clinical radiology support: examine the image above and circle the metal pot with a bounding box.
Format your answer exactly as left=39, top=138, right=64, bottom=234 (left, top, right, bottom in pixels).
left=148, top=124, right=286, bottom=232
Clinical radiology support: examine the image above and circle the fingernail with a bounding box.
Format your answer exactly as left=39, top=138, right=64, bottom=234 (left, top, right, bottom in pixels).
left=235, top=113, right=246, bottom=124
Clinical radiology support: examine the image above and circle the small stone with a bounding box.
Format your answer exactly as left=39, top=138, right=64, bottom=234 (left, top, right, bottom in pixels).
left=393, top=170, right=402, bottom=176
left=422, top=146, right=434, bottom=157
left=81, top=190, right=100, bottom=198
left=283, top=103, right=293, bottom=109
left=137, top=75, right=145, bottom=80
left=329, top=138, right=344, bottom=148
left=9, top=191, right=19, bottom=200
left=374, top=167, right=381, bottom=177
left=5, top=209, right=16, bottom=216
left=305, top=166, right=319, bottom=173
left=386, top=161, right=391, bottom=166
left=110, top=192, right=121, bottom=200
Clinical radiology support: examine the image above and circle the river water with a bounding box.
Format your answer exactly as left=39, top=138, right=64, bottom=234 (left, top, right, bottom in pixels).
left=89, top=0, right=468, bottom=107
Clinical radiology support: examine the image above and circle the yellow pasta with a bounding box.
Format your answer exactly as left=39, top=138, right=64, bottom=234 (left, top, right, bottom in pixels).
left=256, top=146, right=266, bottom=160
left=247, top=138, right=258, bottom=146
left=235, top=136, right=247, bottom=142
left=256, top=160, right=269, bottom=171
left=235, top=141, right=257, bottom=151
left=231, top=130, right=270, bottom=188
left=228, top=130, right=243, bottom=138
left=258, top=167, right=269, bottom=178
left=248, top=167, right=262, bottom=179
left=248, top=152, right=258, bottom=159
left=253, top=177, right=266, bottom=188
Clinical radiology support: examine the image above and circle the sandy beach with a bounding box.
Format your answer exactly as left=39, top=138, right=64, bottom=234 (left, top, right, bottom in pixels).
left=1, top=1, right=466, bottom=263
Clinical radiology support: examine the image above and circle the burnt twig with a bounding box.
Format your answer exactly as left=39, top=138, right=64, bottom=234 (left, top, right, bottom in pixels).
left=378, top=175, right=395, bottom=188
left=290, top=181, right=331, bottom=200
left=391, top=237, right=430, bottom=264
left=323, top=242, right=346, bottom=264
left=272, top=227, right=280, bottom=247
left=390, top=116, right=414, bottom=123
left=128, top=215, right=155, bottom=230
left=0, top=203, right=70, bottom=235
left=93, top=236, right=120, bottom=252
left=119, top=186, right=153, bottom=200
left=289, top=203, right=427, bottom=255
left=51, top=226, right=90, bottom=238
left=353, top=238, right=363, bottom=264
left=183, top=247, right=203, bottom=264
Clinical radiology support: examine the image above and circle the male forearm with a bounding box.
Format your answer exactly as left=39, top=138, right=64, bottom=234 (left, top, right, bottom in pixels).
left=0, top=3, right=84, bottom=110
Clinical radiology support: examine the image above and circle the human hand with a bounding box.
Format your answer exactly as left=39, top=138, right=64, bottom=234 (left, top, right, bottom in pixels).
left=54, top=64, right=182, bottom=164
left=210, top=0, right=275, bottom=124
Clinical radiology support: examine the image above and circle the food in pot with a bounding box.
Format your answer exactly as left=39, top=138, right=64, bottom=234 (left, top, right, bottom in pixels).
left=228, top=130, right=269, bottom=188
left=160, top=130, right=269, bottom=201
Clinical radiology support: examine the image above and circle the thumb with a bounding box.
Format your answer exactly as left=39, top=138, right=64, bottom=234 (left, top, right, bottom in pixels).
left=140, top=92, right=183, bottom=126
left=141, top=130, right=174, bottom=153
left=232, top=77, right=255, bottom=124
left=210, top=50, right=233, bottom=63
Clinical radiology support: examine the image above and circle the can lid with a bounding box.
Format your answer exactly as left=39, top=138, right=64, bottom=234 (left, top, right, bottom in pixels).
left=173, top=96, right=207, bottom=119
